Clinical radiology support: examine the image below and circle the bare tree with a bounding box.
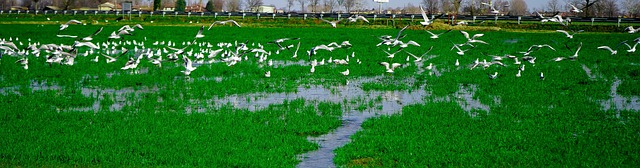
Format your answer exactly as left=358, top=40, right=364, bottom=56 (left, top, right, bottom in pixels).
left=308, top=0, right=319, bottom=12
left=343, top=0, right=356, bottom=13
left=508, top=0, right=527, bottom=15
left=441, top=0, right=453, bottom=13
left=227, top=0, right=241, bottom=11
left=213, top=0, right=223, bottom=11
left=623, top=0, right=640, bottom=18
left=593, top=0, right=618, bottom=17
left=287, top=0, right=294, bottom=12
left=422, top=0, right=439, bottom=14
left=451, top=0, right=462, bottom=14
left=462, top=0, right=482, bottom=15
left=322, top=0, right=337, bottom=12
left=245, top=0, right=262, bottom=12
left=297, top=0, right=307, bottom=12
left=546, top=0, right=560, bottom=13
left=403, top=3, right=420, bottom=14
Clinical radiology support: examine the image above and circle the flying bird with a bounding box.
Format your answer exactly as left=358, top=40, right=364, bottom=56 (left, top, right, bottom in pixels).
left=208, top=20, right=241, bottom=30
left=320, top=18, right=343, bottom=28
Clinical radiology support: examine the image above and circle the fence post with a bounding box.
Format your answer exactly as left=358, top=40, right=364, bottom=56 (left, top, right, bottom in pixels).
left=337, top=13, right=341, bottom=20
left=494, top=15, right=498, bottom=24
left=272, top=13, right=275, bottom=19
left=288, top=14, right=291, bottom=19
left=200, top=12, right=204, bottom=17
left=257, top=13, right=260, bottom=19
left=304, top=14, right=307, bottom=20
left=518, top=16, right=521, bottom=24
left=150, top=11, right=153, bottom=17
left=174, top=12, right=177, bottom=17
left=187, top=12, right=191, bottom=17
left=618, top=17, right=621, bottom=27
left=473, top=16, right=476, bottom=22
left=162, top=11, right=166, bottom=17
left=95, top=11, right=98, bottom=15
left=214, top=12, right=217, bottom=18
left=242, top=13, right=246, bottom=19
left=228, top=13, right=231, bottom=18
left=139, top=11, right=142, bottom=17
left=44, top=10, right=47, bottom=15
left=411, top=15, right=415, bottom=22
left=373, top=14, right=377, bottom=21
left=35, top=10, right=38, bottom=15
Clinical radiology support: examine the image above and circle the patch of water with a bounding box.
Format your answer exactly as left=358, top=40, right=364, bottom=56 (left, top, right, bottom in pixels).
left=601, top=79, right=640, bottom=113
left=581, top=64, right=602, bottom=79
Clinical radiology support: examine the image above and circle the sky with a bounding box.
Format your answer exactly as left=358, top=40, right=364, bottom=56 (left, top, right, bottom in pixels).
left=261, top=0, right=550, bottom=11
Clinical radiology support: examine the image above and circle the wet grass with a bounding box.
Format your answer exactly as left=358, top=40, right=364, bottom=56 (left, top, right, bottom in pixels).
left=1, top=22, right=640, bottom=167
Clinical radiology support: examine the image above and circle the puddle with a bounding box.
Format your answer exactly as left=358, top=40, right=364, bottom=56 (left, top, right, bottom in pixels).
left=581, top=64, right=602, bottom=79
left=601, top=79, right=640, bottom=113
left=504, top=39, right=520, bottom=44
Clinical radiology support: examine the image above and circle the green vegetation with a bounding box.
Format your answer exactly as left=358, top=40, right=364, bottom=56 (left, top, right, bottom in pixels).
left=0, top=17, right=639, bottom=167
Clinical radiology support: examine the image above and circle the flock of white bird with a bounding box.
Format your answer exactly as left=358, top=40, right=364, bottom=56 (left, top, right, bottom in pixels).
left=1, top=2, right=639, bottom=81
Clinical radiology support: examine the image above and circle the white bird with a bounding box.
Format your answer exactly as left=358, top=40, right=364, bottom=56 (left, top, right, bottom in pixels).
left=380, top=62, right=402, bottom=73
left=556, top=30, right=582, bottom=39
left=516, top=70, right=521, bottom=77
left=540, top=72, right=545, bottom=80
left=292, top=41, right=301, bottom=58
left=597, top=46, right=617, bottom=55
left=15, top=57, right=28, bottom=70
left=451, top=44, right=469, bottom=56
left=320, top=18, right=343, bottom=28
left=347, top=15, right=369, bottom=23
left=569, top=42, right=583, bottom=59
left=623, top=41, right=638, bottom=53
left=625, top=26, right=639, bottom=34
left=195, top=26, right=205, bottom=39
left=405, top=51, right=423, bottom=62
left=569, top=4, right=583, bottom=13
left=418, top=6, right=433, bottom=26
left=264, top=71, right=271, bottom=78
left=425, top=30, right=452, bottom=39
left=455, top=59, right=459, bottom=66
left=181, top=56, right=197, bottom=75
left=383, top=50, right=401, bottom=58
left=81, top=27, right=103, bottom=41
left=426, top=63, right=433, bottom=70
left=340, top=69, right=349, bottom=76
left=59, top=19, right=82, bottom=31
left=489, top=72, right=498, bottom=79
left=208, top=20, right=241, bottom=30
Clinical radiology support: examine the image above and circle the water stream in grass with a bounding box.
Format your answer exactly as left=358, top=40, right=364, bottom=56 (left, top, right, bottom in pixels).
left=0, top=77, right=495, bottom=168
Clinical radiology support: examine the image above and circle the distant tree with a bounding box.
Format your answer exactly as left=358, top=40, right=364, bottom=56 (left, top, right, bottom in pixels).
left=245, top=0, right=262, bottom=12
left=205, top=0, right=213, bottom=11
left=31, top=0, right=40, bottom=10
left=154, top=0, right=162, bottom=11
left=343, top=0, right=356, bottom=13
left=322, top=0, right=336, bottom=12
left=508, top=0, right=527, bottom=15
left=175, top=0, right=186, bottom=11
left=62, top=0, right=75, bottom=10
left=213, top=0, right=223, bottom=11
left=309, top=0, right=319, bottom=12
left=287, top=0, right=295, bottom=12
left=422, top=0, right=439, bottom=14
left=440, top=0, right=452, bottom=13
left=623, top=0, right=640, bottom=18
left=593, top=0, right=618, bottom=17
left=451, top=0, right=462, bottom=14
left=297, top=0, right=307, bottom=12
left=226, top=0, right=241, bottom=11
left=546, top=0, right=560, bottom=13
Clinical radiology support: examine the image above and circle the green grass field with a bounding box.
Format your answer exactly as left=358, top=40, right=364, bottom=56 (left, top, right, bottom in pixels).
left=1, top=16, right=639, bottom=167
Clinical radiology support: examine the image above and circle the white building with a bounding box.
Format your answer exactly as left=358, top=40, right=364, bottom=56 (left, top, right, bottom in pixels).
left=251, top=5, right=275, bottom=13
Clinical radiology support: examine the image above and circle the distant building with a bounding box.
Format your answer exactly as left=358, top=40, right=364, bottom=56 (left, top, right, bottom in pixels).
left=43, top=6, right=60, bottom=10
left=10, top=6, right=28, bottom=10
left=186, top=4, right=205, bottom=12
left=98, top=2, right=122, bottom=11
left=162, top=4, right=175, bottom=12
left=251, top=5, right=275, bottom=13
